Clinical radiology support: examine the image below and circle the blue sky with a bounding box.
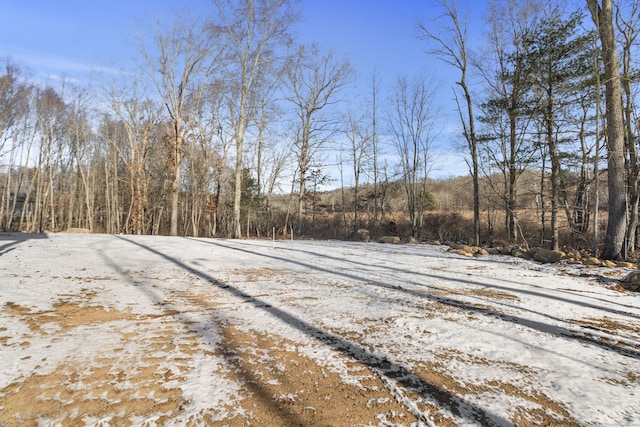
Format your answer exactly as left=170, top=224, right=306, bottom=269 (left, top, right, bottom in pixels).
left=0, top=0, right=496, bottom=178
left=299, top=1, right=453, bottom=83
left=0, top=0, right=187, bottom=80
left=0, top=0, right=476, bottom=87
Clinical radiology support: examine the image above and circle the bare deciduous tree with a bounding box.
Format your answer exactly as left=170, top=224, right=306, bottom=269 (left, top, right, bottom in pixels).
left=0, top=61, right=32, bottom=231
left=105, top=79, right=159, bottom=235
left=285, top=44, right=352, bottom=234
left=419, top=0, right=480, bottom=246
left=34, top=86, right=67, bottom=233
left=615, top=0, right=640, bottom=254
left=369, top=70, right=383, bottom=230
left=137, top=14, right=219, bottom=236
left=388, top=74, right=439, bottom=238
left=65, top=87, right=96, bottom=232
left=343, top=109, right=370, bottom=234
left=212, top=0, right=297, bottom=238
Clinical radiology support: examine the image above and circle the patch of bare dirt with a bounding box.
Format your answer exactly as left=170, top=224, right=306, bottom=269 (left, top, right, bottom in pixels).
left=1, top=269, right=608, bottom=427
left=211, top=324, right=412, bottom=426
left=464, top=287, right=521, bottom=302
left=1, top=303, right=191, bottom=426
left=492, top=381, right=578, bottom=427
left=233, top=267, right=283, bottom=283
left=1, top=358, right=186, bottom=427
left=404, top=359, right=578, bottom=427
left=569, top=316, right=640, bottom=336
left=323, top=315, right=577, bottom=427
left=600, top=370, right=640, bottom=387
left=3, top=287, right=128, bottom=336
left=1, top=287, right=416, bottom=426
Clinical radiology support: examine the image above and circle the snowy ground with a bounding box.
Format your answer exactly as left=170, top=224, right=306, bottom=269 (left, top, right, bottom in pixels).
left=1, top=232, right=639, bottom=426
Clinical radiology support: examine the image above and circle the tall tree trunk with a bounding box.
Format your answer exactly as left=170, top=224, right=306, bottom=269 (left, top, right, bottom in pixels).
left=592, top=35, right=603, bottom=255
left=548, top=101, right=560, bottom=251
left=620, top=14, right=640, bottom=255
left=418, top=0, right=479, bottom=244
left=232, top=91, right=248, bottom=239
left=539, top=151, right=547, bottom=245
left=371, top=72, right=380, bottom=231
left=588, top=0, right=627, bottom=259
left=297, top=168, right=306, bottom=234
left=508, top=114, right=518, bottom=243
left=233, top=128, right=243, bottom=239
left=468, top=95, right=480, bottom=246
left=170, top=138, right=181, bottom=236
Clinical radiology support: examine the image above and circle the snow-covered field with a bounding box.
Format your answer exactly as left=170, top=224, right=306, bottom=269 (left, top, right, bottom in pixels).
left=1, top=232, right=639, bottom=426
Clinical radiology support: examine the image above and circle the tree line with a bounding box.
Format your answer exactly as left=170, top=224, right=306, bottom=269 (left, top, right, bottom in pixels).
left=0, top=0, right=638, bottom=259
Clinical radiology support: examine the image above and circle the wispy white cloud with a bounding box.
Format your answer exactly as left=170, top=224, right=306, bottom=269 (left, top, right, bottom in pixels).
left=0, top=44, right=125, bottom=86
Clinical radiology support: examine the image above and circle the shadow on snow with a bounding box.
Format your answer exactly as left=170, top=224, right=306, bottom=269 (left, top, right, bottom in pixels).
left=0, top=232, right=47, bottom=257
left=109, top=236, right=513, bottom=427
left=197, top=239, right=640, bottom=361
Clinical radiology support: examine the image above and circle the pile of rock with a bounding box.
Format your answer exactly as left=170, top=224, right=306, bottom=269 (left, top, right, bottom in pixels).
left=621, top=271, right=640, bottom=291
left=354, top=229, right=371, bottom=242
left=378, top=236, right=401, bottom=244
left=64, top=228, right=91, bottom=234
left=447, top=243, right=636, bottom=269
left=448, top=244, right=490, bottom=257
